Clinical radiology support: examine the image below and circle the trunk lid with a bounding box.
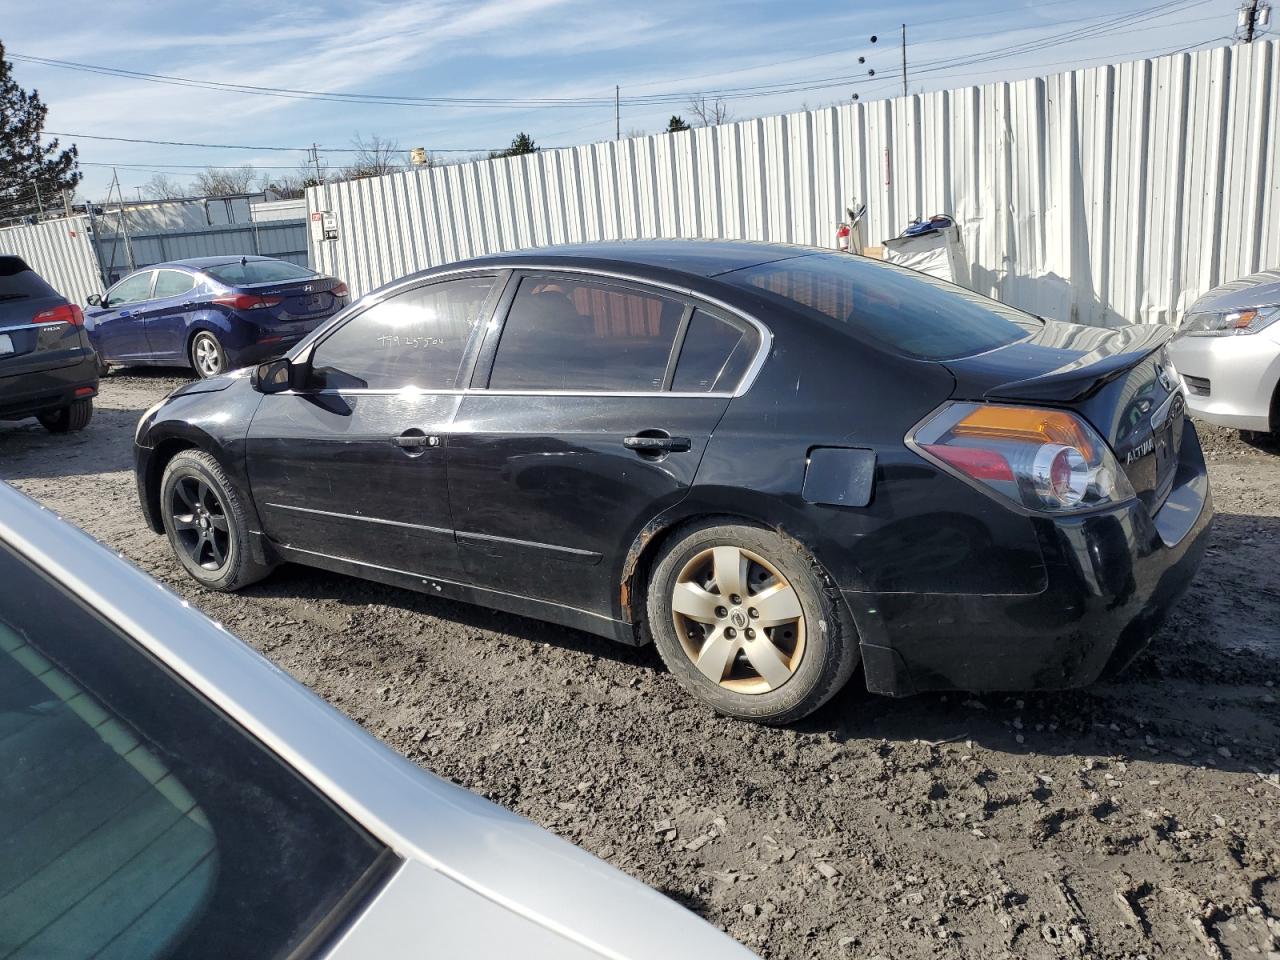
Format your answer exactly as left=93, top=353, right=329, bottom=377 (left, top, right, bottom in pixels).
left=942, top=320, right=1185, bottom=514
left=241, top=277, right=345, bottom=325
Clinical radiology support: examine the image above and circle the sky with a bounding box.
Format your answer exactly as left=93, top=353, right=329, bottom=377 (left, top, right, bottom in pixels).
left=3, top=0, right=1256, bottom=202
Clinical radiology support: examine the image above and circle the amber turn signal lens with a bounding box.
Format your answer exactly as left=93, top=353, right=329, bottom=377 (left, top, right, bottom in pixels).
left=948, top=404, right=1099, bottom=461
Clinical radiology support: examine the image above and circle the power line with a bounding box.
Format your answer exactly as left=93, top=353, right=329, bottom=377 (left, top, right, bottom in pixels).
left=43, top=131, right=495, bottom=153
left=10, top=2, right=1212, bottom=114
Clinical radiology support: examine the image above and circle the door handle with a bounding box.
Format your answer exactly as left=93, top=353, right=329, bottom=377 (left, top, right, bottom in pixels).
left=393, top=434, right=440, bottom=449
left=624, top=434, right=691, bottom=453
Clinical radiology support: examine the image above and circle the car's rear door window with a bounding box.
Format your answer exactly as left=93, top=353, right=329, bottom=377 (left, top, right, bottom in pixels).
left=0, top=544, right=393, bottom=960
left=722, top=252, right=1040, bottom=361
left=486, top=276, right=685, bottom=392
left=310, top=276, right=497, bottom=390
left=152, top=270, right=195, bottom=300
left=671, top=309, right=758, bottom=394
left=106, top=271, right=155, bottom=307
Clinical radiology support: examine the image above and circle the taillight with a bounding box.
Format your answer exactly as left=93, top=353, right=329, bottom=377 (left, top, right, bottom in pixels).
left=909, top=402, right=1134, bottom=513
left=213, top=293, right=283, bottom=311
left=32, top=303, right=84, bottom=326
left=331, top=282, right=349, bottom=298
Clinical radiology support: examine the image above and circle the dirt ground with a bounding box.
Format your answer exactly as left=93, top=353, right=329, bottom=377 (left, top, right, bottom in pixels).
left=3, top=371, right=1278, bottom=960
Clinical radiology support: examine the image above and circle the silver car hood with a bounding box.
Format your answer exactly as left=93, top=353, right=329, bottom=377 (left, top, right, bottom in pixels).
left=1187, top=268, right=1280, bottom=315
left=0, top=483, right=755, bottom=960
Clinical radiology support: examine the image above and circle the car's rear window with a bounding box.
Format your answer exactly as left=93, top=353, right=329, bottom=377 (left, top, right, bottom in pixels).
left=0, top=257, right=58, bottom=301
left=0, top=544, right=394, bottom=960
left=722, top=252, right=1040, bottom=361
left=205, top=259, right=314, bottom=286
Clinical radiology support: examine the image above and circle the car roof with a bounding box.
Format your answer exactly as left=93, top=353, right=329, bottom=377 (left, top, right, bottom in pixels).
left=148, top=255, right=281, bottom=272
left=458, top=239, right=817, bottom=279
left=0, top=481, right=753, bottom=960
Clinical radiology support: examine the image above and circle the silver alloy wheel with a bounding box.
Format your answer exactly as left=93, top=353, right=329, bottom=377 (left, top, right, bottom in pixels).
left=192, top=333, right=222, bottom=377
left=670, top=545, right=806, bottom=694
left=169, top=475, right=231, bottom=571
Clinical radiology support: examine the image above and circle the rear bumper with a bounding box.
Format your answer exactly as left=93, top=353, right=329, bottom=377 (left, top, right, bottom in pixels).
left=848, top=423, right=1214, bottom=696
left=225, top=331, right=312, bottom=369
left=0, top=351, right=98, bottom=421
left=1167, top=329, right=1280, bottom=431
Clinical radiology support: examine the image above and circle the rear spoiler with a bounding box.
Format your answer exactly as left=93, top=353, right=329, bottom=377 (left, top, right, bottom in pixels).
left=983, top=324, right=1173, bottom=404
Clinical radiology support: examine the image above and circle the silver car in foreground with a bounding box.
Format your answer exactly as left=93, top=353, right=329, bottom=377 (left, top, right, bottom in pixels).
left=1168, top=268, right=1280, bottom=436
left=0, top=481, right=754, bottom=960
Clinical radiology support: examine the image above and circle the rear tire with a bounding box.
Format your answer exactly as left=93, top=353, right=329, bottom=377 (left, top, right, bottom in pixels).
left=37, top=398, right=93, bottom=433
left=160, top=449, right=273, bottom=591
left=645, top=520, right=860, bottom=724
left=190, top=331, right=226, bottom=378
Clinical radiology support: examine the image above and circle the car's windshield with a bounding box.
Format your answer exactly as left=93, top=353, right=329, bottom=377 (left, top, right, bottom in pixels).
left=721, top=252, right=1042, bottom=361
left=0, top=543, right=392, bottom=960
left=205, top=259, right=315, bottom=286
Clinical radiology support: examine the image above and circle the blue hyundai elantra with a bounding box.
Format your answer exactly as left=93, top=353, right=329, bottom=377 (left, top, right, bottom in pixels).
left=85, top=256, right=349, bottom=377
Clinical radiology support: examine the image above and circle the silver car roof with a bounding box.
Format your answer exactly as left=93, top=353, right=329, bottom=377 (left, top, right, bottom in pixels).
left=0, top=481, right=754, bottom=960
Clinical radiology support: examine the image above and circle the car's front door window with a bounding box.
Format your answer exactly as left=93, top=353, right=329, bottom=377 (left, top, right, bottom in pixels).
left=105, top=271, right=154, bottom=308
left=309, top=276, right=497, bottom=390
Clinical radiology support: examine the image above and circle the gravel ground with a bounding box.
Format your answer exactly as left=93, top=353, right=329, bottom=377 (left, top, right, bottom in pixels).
left=3, top=371, right=1279, bottom=960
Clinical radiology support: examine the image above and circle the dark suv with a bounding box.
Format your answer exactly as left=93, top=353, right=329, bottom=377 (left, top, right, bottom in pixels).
left=0, top=256, right=98, bottom=432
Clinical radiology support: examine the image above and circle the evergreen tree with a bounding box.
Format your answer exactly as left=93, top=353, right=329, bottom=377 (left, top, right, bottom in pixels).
left=489, top=132, right=539, bottom=159
left=0, top=41, right=80, bottom=220
left=666, top=115, right=690, bottom=133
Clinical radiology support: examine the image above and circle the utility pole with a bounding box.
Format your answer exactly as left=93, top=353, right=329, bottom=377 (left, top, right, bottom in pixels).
left=615, top=85, right=620, bottom=141
left=1239, top=0, right=1271, bottom=41
left=308, top=144, right=323, bottom=183
left=33, top=181, right=44, bottom=217
left=901, top=24, right=908, bottom=97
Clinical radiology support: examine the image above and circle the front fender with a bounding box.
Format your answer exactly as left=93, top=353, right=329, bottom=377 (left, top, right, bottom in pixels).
left=134, top=377, right=265, bottom=537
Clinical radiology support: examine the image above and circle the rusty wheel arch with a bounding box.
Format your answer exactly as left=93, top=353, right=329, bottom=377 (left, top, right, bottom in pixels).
left=619, top=512, right=773, bottom=643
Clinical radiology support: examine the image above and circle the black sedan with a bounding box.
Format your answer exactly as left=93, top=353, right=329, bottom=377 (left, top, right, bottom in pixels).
left=134, top=241, right=1212, bottom=723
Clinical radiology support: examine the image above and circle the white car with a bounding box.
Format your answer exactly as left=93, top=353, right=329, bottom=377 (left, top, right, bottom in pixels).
left=1167, top=269, right=1280, bottom=437
left=0, top=481, right=755, bottom=960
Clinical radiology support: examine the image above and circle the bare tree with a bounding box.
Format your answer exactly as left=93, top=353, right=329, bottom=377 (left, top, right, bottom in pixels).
left=143, top=173, right=187, bottom=199
left=339, top=134, right=404, bottom=180
left=191, top=165, right=258, bottom=197
left=686, top=96, right=732, bottom=127
left=261, top=174, right=306, bottom=200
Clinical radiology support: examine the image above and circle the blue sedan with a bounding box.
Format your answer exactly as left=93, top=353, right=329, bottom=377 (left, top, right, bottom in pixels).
left=85, top=256, right=349, bottom=378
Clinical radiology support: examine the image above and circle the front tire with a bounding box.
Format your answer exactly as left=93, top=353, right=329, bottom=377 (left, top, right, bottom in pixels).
left=190, top=331, right=226, bottom=378
left=37, top=398, right=93, bottom=433
left=645, top=520, right=859, bottom=724
left=160, top=450, right=273, bottom=591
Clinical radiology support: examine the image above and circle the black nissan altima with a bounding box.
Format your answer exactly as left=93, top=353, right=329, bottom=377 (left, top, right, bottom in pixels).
left=134, top=240, right=1213, bottom=723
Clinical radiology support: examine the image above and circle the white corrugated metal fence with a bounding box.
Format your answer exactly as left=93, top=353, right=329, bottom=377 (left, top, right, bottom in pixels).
left=0, top=215, right=102, bottom=307
left=309, top=40, right=1280, bottom=327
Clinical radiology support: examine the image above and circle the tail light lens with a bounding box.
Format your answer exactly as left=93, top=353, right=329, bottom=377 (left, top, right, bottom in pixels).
left=909, top=402, right=1134, bottom=513
left=33, top=303, right=84, bottom=326
left=213, top=293, right=283, bottom=311
left=331, top=282, right=349, bottom=299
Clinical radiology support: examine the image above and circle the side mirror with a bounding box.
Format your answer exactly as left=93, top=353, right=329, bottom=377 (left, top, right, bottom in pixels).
left=252, top=358, right=295, bottom=394
left=86, top=294, right=102, bottom=307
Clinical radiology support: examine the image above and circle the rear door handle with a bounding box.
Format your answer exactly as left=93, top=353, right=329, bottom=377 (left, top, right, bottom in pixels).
left=624, top=434, right=691, bottom=453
